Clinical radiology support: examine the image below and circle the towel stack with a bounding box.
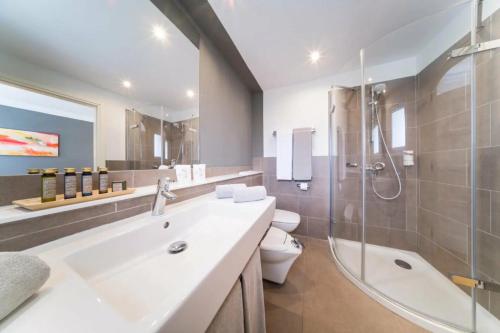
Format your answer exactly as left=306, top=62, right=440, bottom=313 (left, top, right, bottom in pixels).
left=215, top=184, right=267, bottom=203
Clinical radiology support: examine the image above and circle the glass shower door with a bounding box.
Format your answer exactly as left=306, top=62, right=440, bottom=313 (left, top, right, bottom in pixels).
left=329, top=83, right=363, bottom=280
left=474, top=0, right=500, bottom=331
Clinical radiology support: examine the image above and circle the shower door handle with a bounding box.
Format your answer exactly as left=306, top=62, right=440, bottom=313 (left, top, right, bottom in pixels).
left=450, top=274, right=500, bottom=292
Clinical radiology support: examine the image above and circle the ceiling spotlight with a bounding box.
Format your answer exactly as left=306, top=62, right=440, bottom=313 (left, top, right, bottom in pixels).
left=309, top=50, right=321, bottom=64
left=122, top=80, right=132, bottom=88
left=152, top=25, right=167, bottom=42
left=186, top=89, right=195, bottom=98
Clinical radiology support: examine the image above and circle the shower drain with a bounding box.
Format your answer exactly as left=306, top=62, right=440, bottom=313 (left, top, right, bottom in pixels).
left=394, top=259, right=412, bottom=270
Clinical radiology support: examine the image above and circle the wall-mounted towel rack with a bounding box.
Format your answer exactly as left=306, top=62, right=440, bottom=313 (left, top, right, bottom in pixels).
left=272, top=128, right=316, bottom=136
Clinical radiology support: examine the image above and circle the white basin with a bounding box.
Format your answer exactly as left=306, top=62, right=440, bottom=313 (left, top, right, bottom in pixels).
left=0, top=194, right=276, bottom=333
left=64, top=202, right=250, bottom=322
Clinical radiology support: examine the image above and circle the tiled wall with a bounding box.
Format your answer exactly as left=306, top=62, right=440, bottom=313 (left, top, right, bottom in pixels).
left=263, top=156, right=330, bottom=239
left=0, top=173, right=262, bottom=251
left=415, top=10, right=500, bottom=318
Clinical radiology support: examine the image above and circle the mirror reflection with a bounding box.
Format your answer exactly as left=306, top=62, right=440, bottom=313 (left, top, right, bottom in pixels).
left=0, top=0, right=199, bottom=175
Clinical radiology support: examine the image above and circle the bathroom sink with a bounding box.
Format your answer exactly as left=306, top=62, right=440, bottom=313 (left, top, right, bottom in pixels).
left=57, top=196, right=275, bottom=332
left=65, top=202, right=247, bottom=321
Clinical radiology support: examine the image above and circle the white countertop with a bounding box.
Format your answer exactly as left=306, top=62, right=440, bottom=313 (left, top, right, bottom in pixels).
left=0, top=171, right=262, bottom=225
left=0, top=192, right=275, bottom=333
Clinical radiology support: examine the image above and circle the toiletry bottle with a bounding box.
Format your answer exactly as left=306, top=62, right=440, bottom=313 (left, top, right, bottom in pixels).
left=81, top=167, right=93, bottom=196
left=41, top=168, right=57, bottom=203
left=64, top=167, right=77, bottom=199
left=98, top=167, right=109, bottom=194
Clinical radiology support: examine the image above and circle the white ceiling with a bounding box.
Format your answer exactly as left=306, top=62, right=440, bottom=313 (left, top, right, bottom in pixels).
left=208, top=0, right=469, bottom=90
left=0, top=0, right=199, bottom=111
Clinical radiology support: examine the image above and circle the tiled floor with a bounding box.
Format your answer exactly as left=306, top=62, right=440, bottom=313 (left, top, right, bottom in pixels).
left=263, top=237, right=428, bottom=333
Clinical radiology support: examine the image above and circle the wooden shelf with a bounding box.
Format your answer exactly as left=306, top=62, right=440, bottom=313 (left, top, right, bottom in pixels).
left=12, top=188, right=136, bottom=211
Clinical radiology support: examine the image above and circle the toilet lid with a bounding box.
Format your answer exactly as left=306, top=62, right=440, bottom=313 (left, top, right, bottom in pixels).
left=261, top=227, right=289, bottom=252
left=273, top=209, right=300, bottom=225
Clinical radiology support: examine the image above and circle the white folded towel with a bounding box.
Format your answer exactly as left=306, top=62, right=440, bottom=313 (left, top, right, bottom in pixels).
left=0, top=252, right=50, bottom=320
left=233, top=186, right=267, bottom=203
left=216, top=184, right=247, bottom=199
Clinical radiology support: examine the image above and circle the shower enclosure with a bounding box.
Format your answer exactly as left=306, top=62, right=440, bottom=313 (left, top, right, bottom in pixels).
left=328, top=1, right=500, bottom=332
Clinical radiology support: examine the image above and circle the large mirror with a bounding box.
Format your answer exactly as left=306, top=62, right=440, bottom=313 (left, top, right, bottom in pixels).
left=0, top=0, right=199, bottom=175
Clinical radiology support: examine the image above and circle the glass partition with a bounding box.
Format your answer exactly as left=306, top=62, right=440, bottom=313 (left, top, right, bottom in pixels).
left=329, top=1, right=500, bottom=331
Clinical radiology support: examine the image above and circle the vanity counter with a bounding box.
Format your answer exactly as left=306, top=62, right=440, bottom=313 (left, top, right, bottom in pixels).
left=0, top=192, right=275, bottom=333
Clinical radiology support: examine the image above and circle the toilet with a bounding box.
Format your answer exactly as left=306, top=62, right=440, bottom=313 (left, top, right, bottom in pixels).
left=271, top=209, right=301, bottom=232
left=260, top=226, right=302, bottom=284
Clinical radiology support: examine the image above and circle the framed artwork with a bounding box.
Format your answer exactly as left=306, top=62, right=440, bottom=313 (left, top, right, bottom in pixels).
left=0, top=128, right=59, bottom=157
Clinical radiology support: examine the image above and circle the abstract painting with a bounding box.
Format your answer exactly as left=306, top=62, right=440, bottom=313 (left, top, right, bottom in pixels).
left=0, top=128, right=59, bottom=157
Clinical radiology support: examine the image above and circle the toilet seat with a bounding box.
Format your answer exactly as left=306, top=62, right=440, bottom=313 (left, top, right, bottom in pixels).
left=260, top=227, right=302, bottom=283
left=271, top=209, right=301, bottom=232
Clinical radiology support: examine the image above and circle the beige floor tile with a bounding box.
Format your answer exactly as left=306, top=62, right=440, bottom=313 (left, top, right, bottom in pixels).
left=264, top=237, right=428, bottom=333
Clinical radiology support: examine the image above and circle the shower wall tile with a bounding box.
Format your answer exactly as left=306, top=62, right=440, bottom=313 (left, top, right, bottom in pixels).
left=419, top=181, right=468, bottom=225
left=475, top=189, right=492, bottom=233
left=491, top=100, right=500, bottom=147
left=418, top=150, right=467, bottom=186
left=382, top=76, right=416, bottom=106
left=418, top=208, right=468, bottom=261
left=417, top=234, right=469, bottom=279
left=491, top=191, right=500, bottom=237
left=418, top=112, right=468, bottom=153
left=477, top=146, right=500, bottom=191
left=476, top=104, right=492, bottom=148
left=476, top=48, right=500, bottom=106
left=478, top=231, right=500, bottom=282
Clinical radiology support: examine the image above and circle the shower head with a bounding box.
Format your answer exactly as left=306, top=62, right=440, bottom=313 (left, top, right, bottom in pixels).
left=129, top=122, right=145, bottom=132
left=372, top=83, right=387, bottom=96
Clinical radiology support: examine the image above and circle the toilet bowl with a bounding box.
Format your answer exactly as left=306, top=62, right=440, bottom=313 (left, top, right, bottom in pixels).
left=271, top=209, right=301, bottom=232
left=260, top=226, right=302, bottom=284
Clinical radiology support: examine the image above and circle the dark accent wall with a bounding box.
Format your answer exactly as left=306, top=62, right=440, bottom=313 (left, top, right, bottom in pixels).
left=199, top=37, right=253, bottom=166
left=0, top=105, right=93, bottom=175
left=252, top=92, right=264, bottom=158
left=152, top=0, right=264, bottom=167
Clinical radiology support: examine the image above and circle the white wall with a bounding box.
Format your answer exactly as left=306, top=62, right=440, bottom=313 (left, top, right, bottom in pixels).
left=0, top=52, right=159, bottom=166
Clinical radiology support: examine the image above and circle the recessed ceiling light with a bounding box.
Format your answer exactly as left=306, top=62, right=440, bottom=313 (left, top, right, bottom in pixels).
left=152, top=25, right=167, bottom=42
left=186, top=89, right=195, bottom=98
left=122, top=80, right=132, bottom=88
left=309, top=50, right=321, bottom=64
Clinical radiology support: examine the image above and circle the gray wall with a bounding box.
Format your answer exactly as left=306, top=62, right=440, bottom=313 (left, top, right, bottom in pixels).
left=0, top=105, right=93, bottom=175
left=252, top=92, right=263, bottom=158
left=199, top=37, right=253, bottom=166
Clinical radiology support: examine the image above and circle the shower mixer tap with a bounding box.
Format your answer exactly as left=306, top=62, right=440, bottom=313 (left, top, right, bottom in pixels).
left=366, top=161, right=386, bottom=175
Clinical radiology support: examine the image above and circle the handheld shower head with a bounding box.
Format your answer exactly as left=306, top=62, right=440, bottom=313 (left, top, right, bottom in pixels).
left=372, top=83, right=386, bottom=96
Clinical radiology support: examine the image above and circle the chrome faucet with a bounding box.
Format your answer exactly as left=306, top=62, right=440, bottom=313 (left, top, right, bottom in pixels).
left=152, top=177, right=177, bottom=216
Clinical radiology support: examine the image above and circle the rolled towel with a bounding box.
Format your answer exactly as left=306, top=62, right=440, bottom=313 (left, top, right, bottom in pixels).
left=0, top=253, right=50, bottom=320
left=233, top=186, right=267, bottom=203
left=216, top=183, right=247, bottom=199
